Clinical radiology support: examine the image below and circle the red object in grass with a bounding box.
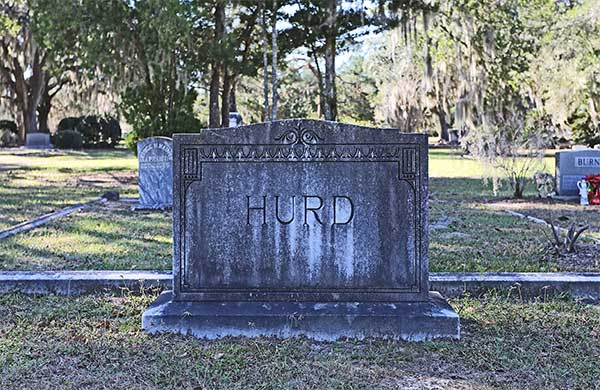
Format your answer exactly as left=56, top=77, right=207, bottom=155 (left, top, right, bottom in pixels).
left=585, top=174, right=600, bottom=205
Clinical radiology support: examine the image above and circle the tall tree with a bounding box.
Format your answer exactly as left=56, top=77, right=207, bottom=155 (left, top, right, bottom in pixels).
left=271, top=0, right=279, bottom=120
left=323, top=0, right=337, bottom=120
left=209, top=1, right=225, bottom=128
left=36, top=0, right=207, bottom=147
left=281, top=0, right=370, bottom=121
left=0, top=0, right=63, bottom=142
left=261, top=0, right=270, bottom=121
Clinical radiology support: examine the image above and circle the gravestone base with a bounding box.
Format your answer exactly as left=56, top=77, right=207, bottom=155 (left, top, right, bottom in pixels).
left=142, top=291, right=460, bottom=341
left=550, top=194, right=579, bottom=202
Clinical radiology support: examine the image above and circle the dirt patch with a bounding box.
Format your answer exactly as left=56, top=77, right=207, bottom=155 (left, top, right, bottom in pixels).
left=486, top=197, right=600, bottom=233
left=67, top=172, right=137, bottom=188
left=546, top=243, right=600, bottom=272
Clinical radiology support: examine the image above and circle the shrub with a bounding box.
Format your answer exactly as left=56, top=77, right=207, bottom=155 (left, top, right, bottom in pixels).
left=568, top=106, right=600, bottom=147
left=57, top=117, right=80, bottom=132
left=56, top=115, right=121, bottom=147
left=52, top=130, right=83, bottom=149
left=0, top=120, right=17, bottom=134
left=77, top=115, right=102, bottom=146
left=124, top=129, right=139, bottom=153
left=121, top=85, right=202, bottom=152
left=98, top=116, right=121, bottom=146
left=0, top=129, right=19, bottom=147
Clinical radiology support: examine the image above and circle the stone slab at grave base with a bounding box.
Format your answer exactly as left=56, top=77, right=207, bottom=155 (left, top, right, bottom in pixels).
left=132, top=203, right=172, bottom=211
left=550, top=194, right=579, bottom=202
left=142, top=291, right=460, bottom=342
left=25, top=133, right=52, bottom=149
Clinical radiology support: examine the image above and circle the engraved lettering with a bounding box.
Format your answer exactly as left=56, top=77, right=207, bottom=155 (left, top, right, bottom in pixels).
left=247, top=195, right=267, bottom=225
left=575, top=156, right=600, bottom=168
left=303, top=195, right=324, bottom=225
left=333, top=196, right=354, bottom=225
left=245, top=195, right=354, bottom=226
left=275, top=195, right=295, bottom=224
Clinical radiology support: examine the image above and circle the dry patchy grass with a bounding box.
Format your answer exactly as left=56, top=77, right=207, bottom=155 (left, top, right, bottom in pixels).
left=0, top=292, right=597, bottom=389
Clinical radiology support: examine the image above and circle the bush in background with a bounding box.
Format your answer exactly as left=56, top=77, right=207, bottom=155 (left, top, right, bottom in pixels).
left=121, top=85, right=202, bottom=153
left=0, top=120, right=18, bottom=134
left=568, top=106, right=600, bottom=147
left=0, top=129, right=19, bottom=147
left=56, top=115, right=121, bottom=147
left=57, top=117, right=80, bottom=132
left=52, top=129, right=83, bottom=149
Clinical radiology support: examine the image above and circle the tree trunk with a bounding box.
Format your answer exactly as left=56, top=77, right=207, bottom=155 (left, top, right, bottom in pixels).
left=271, top=0, right=278, bottom=120
left=209, top=63, right=221, bottom=128
left=323, top=0, right=337, bottom=121
left=221, top=65, right=231, bottom=127
left=23, top=105, right=38, bottom=140
left=422, top=9, right=433, bottom=94
left=436, top=105, right=449, bottom=142
left=229, top=78, right=237, bottom=112
left=308, top=54, right=325, bottom=119
left=12, top=51, right=45, bottom=143
left=514, top=179, right=524, bottom=199
left=38, top=85, right=51, bottom=133
left=209, top=2, right=225, bottom=128
left=261, top=1, right=270, bottom=121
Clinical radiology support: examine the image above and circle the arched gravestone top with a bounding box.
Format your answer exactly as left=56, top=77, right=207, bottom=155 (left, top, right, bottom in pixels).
left=142, top=120, right=460, bottom=341
left=136, top=136, right=173, bottom=209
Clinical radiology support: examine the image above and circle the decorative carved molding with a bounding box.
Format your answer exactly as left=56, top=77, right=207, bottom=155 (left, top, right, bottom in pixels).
left=193, top=145, right=411, bottom=162
left=274, top=125, right=323, bottom=146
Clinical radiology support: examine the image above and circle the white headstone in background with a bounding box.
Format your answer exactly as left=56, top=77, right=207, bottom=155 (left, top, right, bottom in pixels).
left=136, top=137, right=173, bottom=209
left=228, top=112, right=243, bottom=128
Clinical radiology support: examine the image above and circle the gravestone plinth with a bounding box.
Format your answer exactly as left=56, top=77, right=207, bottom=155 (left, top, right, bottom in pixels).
left=135, top=137, right=173, bottom=210
left=142, top=120, right=460, bottom=341
left=556, top=149, right=600, bottom=196
left=25, top=132, right=51, bottom=149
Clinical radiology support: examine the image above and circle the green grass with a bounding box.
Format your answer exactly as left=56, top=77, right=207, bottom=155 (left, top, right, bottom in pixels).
left=0, top=291, right=597, bottom=389
left=0, top=148, right=598, bottom=389
left=1, top=146, right=598, bottom=272
left=0, top=203, right=171, bottom=270
left=0, top=148, right=137, bottom=230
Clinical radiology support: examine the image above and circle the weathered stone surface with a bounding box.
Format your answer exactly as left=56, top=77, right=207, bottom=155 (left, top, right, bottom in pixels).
left=136, top=137, right=173, bottom=209
left=25, top=132, right=51, bottom=149
left=143, top=119, right=459, bottom=340
left=143, top=291, right=459, bottom=341
left=556, top=149, right=600, bottom=196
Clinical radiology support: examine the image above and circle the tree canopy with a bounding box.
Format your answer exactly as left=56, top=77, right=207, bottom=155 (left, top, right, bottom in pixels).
left=0, top=0, right=597, bottom=150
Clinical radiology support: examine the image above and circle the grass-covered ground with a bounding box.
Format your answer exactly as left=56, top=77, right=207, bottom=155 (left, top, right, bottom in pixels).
left=0, top=147, right=599, bottom=272
left=0, top=147, right=598, bottom=389
left=0, top=148, right=137, bottom=230
left=0, top=291, right=597, bottom=389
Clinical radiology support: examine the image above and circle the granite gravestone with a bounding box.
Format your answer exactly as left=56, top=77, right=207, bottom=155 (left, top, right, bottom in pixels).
left=142, top=119, right=460, bottom=341
left=556, top=149, right=600, bottom=196
left=135, top=137, right=173, bottom=209
left=25, top=132, right=51, bottom=149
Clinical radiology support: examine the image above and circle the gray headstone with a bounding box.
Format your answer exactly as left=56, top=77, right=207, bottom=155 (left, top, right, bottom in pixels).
left=136, top=137, right=173, bottom=209
left=25, top=132, right=51, bottom=149
left=556, top=149, right=600, bottom=196
left=142, top=119, right=459, bottom=341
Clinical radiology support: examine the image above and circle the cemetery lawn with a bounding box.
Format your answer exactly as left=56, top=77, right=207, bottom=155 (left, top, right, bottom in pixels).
left=0, top=291, right=597, bottom=389
left=1, top=147, right=599, bottom=272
